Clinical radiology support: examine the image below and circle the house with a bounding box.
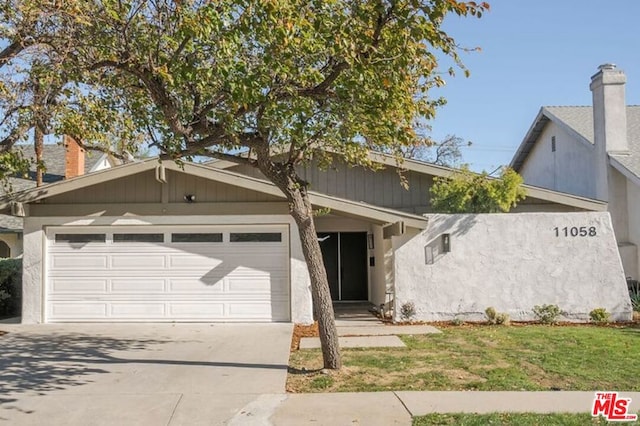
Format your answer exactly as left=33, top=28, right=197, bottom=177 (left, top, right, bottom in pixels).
left=510, top=64, right=640, bottom=281
left=2, top=143, right=630, bottom=325
left=0, top=136, right=116, bottom=257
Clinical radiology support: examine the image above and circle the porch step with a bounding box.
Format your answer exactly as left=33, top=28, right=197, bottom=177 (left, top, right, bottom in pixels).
left=337, top=325, right=441, bottom=336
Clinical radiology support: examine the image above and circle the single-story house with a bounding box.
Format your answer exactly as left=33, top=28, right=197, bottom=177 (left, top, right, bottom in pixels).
left=3, top=148, right=630, bottom=324
left=510, top=64, right=640, bottom=281
left=0, top=136, right=117, bottom=257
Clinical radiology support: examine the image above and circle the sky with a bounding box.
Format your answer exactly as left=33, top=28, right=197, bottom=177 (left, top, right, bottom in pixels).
left=429, top=0, right=640, bottom=172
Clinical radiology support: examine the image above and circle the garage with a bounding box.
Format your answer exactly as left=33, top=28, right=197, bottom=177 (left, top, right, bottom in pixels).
left=45, top=225, right=290, bottom=322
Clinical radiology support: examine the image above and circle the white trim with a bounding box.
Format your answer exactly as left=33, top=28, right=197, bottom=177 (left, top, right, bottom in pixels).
left=609, top=156, right=640, bottom=188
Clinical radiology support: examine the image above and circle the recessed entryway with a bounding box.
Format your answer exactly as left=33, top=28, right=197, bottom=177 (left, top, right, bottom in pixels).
left=317, top=232, right=368, bottom=301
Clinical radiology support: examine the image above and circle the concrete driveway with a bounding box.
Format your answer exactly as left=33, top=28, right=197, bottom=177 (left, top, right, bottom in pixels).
left=0, top=323, right=293, bottom=425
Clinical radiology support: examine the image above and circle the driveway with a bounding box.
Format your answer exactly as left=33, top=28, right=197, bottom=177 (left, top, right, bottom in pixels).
left=0, top=323, right=293, bottom=425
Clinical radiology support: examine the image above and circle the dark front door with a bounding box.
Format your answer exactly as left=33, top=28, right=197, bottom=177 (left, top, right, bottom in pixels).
left=318, top=232, right=368, bottom=301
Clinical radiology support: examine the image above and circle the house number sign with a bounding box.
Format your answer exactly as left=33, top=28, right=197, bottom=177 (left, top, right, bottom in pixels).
left=554, top=226, right=597, bottom=237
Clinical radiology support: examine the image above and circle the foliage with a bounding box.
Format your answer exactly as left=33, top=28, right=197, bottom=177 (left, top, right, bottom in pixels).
left=532, top=304, right=561, bottom=325
left=485, top=307, right=510, bottom=325
left=628, top=279, right=640, bottom=312
left=0, top=257, right=22, bottom=317
left=400, top=301, right=416, bottom=321
left=430, top=166, right=527, bottom=213
left=402, top=134, right=471, bottom=167
left=450, top=317, right=464, bottom=326
left=589, top=308, right=610, bottom=324
left=288, top=325, right=640, bottom=393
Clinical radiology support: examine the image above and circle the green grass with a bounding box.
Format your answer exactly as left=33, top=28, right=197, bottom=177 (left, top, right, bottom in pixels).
left=287, top=325, right=640, bottom=393
left=413, top=413, right=639, bottom=425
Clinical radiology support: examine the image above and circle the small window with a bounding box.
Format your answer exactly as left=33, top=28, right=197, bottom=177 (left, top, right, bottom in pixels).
left=230, top=232, right=282, bottom=242
left=113, top=233, right=164, bottom=243
left=551, top=136, right=556, bottom=152
left=171, top=233, right=223, bottom=243
left=55, top=234, right=106, bottom=243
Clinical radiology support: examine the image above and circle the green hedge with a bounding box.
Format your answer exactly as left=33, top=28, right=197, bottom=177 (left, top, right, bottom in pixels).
left=0, top=258, right=21, bottom=317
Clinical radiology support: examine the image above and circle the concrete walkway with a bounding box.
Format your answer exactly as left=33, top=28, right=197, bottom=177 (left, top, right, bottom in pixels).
left=233, top=391, right=640, bottom=425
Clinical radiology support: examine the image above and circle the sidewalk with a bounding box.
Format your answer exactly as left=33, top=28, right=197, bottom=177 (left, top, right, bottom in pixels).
left=229, top=391, right=640, bottom=425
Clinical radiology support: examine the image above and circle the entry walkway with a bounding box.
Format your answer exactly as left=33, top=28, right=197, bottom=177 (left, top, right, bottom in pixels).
left=300, top=302, right=441, bottom=349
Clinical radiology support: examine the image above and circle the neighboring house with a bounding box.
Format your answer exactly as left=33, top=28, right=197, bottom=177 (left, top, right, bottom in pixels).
left=510, top=64, right=640, bottom=281
left=0, top=136, right=116, bottom=257
left=1, top=146, right=619, bottom=324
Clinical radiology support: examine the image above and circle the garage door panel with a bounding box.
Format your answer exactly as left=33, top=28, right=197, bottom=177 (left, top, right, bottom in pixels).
left=50, top=279, right=108, bottom=293
left=110, top=303, right=166, bottom=318
left=111, top=279, right=166, bottom=293
left=51, top=254, right=108, bottom=270
left=111, top=254, right=166, bottom=269
left=47, top=225, right=290, bottom=322
left=168, top=302, right=225, bottom=317
left=168, top=278, right=224, bottom=292
left=50, top=302, right=108, bottom=319
left=168, top=254, right=224, bottom=268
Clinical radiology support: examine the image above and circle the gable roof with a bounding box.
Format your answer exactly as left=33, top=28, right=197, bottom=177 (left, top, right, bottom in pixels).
left=0, top=159, right=430, bottom=229
left=510, top=105, right=640, bottom=181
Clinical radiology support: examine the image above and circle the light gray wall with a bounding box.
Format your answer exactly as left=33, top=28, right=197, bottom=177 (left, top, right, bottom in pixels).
left=46, top=170, right=280, bottom=204
left=519, top=122, right=597, bottom=199
left=393, top=212, right=632, bottom=322
left=625, top=180, right=640, bottom=280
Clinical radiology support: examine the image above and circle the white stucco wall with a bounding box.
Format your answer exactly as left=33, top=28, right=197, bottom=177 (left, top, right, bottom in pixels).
left=394, top=213, right=632, bottom=322
left=520, top=122, right=597, bottom=199
left=22, top=214, right=313, bottom=324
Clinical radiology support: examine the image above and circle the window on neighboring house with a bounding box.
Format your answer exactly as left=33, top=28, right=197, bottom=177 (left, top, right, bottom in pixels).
left=551, top=136, right=556, bottom=152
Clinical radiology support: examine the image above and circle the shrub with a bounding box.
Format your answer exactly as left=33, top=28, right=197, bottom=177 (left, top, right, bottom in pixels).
left=628, top=279, right=640, bottom=312
left=451, top=317, right=464, bottom=326
left=400, top=302, right=416, bottom=321
left=0, top=258, right=21, bottom=317
left=485, top=307, right=509, bottom=325
left=532, top=304, right=561, bottom=325
left=589, top=308, right=610, bottom=324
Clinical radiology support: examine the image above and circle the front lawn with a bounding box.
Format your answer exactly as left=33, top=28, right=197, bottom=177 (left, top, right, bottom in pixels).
left=287, top=324, right=640, bottom=393
left=413, top=413, right=638, bottom=425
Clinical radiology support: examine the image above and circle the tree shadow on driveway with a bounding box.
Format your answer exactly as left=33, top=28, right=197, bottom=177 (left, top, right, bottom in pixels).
left=0, top=331, right=170, bottom=401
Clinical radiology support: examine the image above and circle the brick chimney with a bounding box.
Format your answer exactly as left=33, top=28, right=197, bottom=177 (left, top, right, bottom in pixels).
left=589, top=63, right=628, bottom=201
left=63, top=135, right=85, bottom=179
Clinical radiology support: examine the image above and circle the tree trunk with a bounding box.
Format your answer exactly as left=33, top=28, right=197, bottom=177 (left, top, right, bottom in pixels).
left=34, top=123, right=43, bottom=187
left=258, top=162, right=341, bottom=369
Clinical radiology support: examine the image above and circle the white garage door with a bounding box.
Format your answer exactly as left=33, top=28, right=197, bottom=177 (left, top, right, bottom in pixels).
left=46, top=225, right=290, bottom=322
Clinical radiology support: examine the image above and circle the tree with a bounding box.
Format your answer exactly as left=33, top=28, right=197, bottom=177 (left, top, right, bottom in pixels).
left=0, top=0, right=489, bottom=369
left=430, top=166, right=527, bottom=213
left=403, top=134, right=470, bottom=167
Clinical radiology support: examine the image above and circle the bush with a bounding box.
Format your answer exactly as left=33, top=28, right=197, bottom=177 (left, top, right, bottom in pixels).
left=451, top=317, right=464, bottom=326
left=399, top=302, right=416, bottom=321
left=532, top=304, right=561, bottom=325
left=485, top=307, right=510, bottom=325
left=0, top=257, right=21, bottom=317
left=628, top=279, right=640, bottom=312
left=589, top=308, right=610, bottom=324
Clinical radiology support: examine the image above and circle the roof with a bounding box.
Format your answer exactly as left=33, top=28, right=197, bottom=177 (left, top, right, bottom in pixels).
left=0, top=143, right=108, bottom=232
left=510, top=105, right=640, bottom=180
left=0, top=159, right=430, bottom=229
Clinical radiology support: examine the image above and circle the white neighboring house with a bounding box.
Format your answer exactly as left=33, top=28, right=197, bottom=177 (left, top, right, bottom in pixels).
left=511, top=64, right=640, bottom=281
left=0, top=136, right=117, bottom=257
